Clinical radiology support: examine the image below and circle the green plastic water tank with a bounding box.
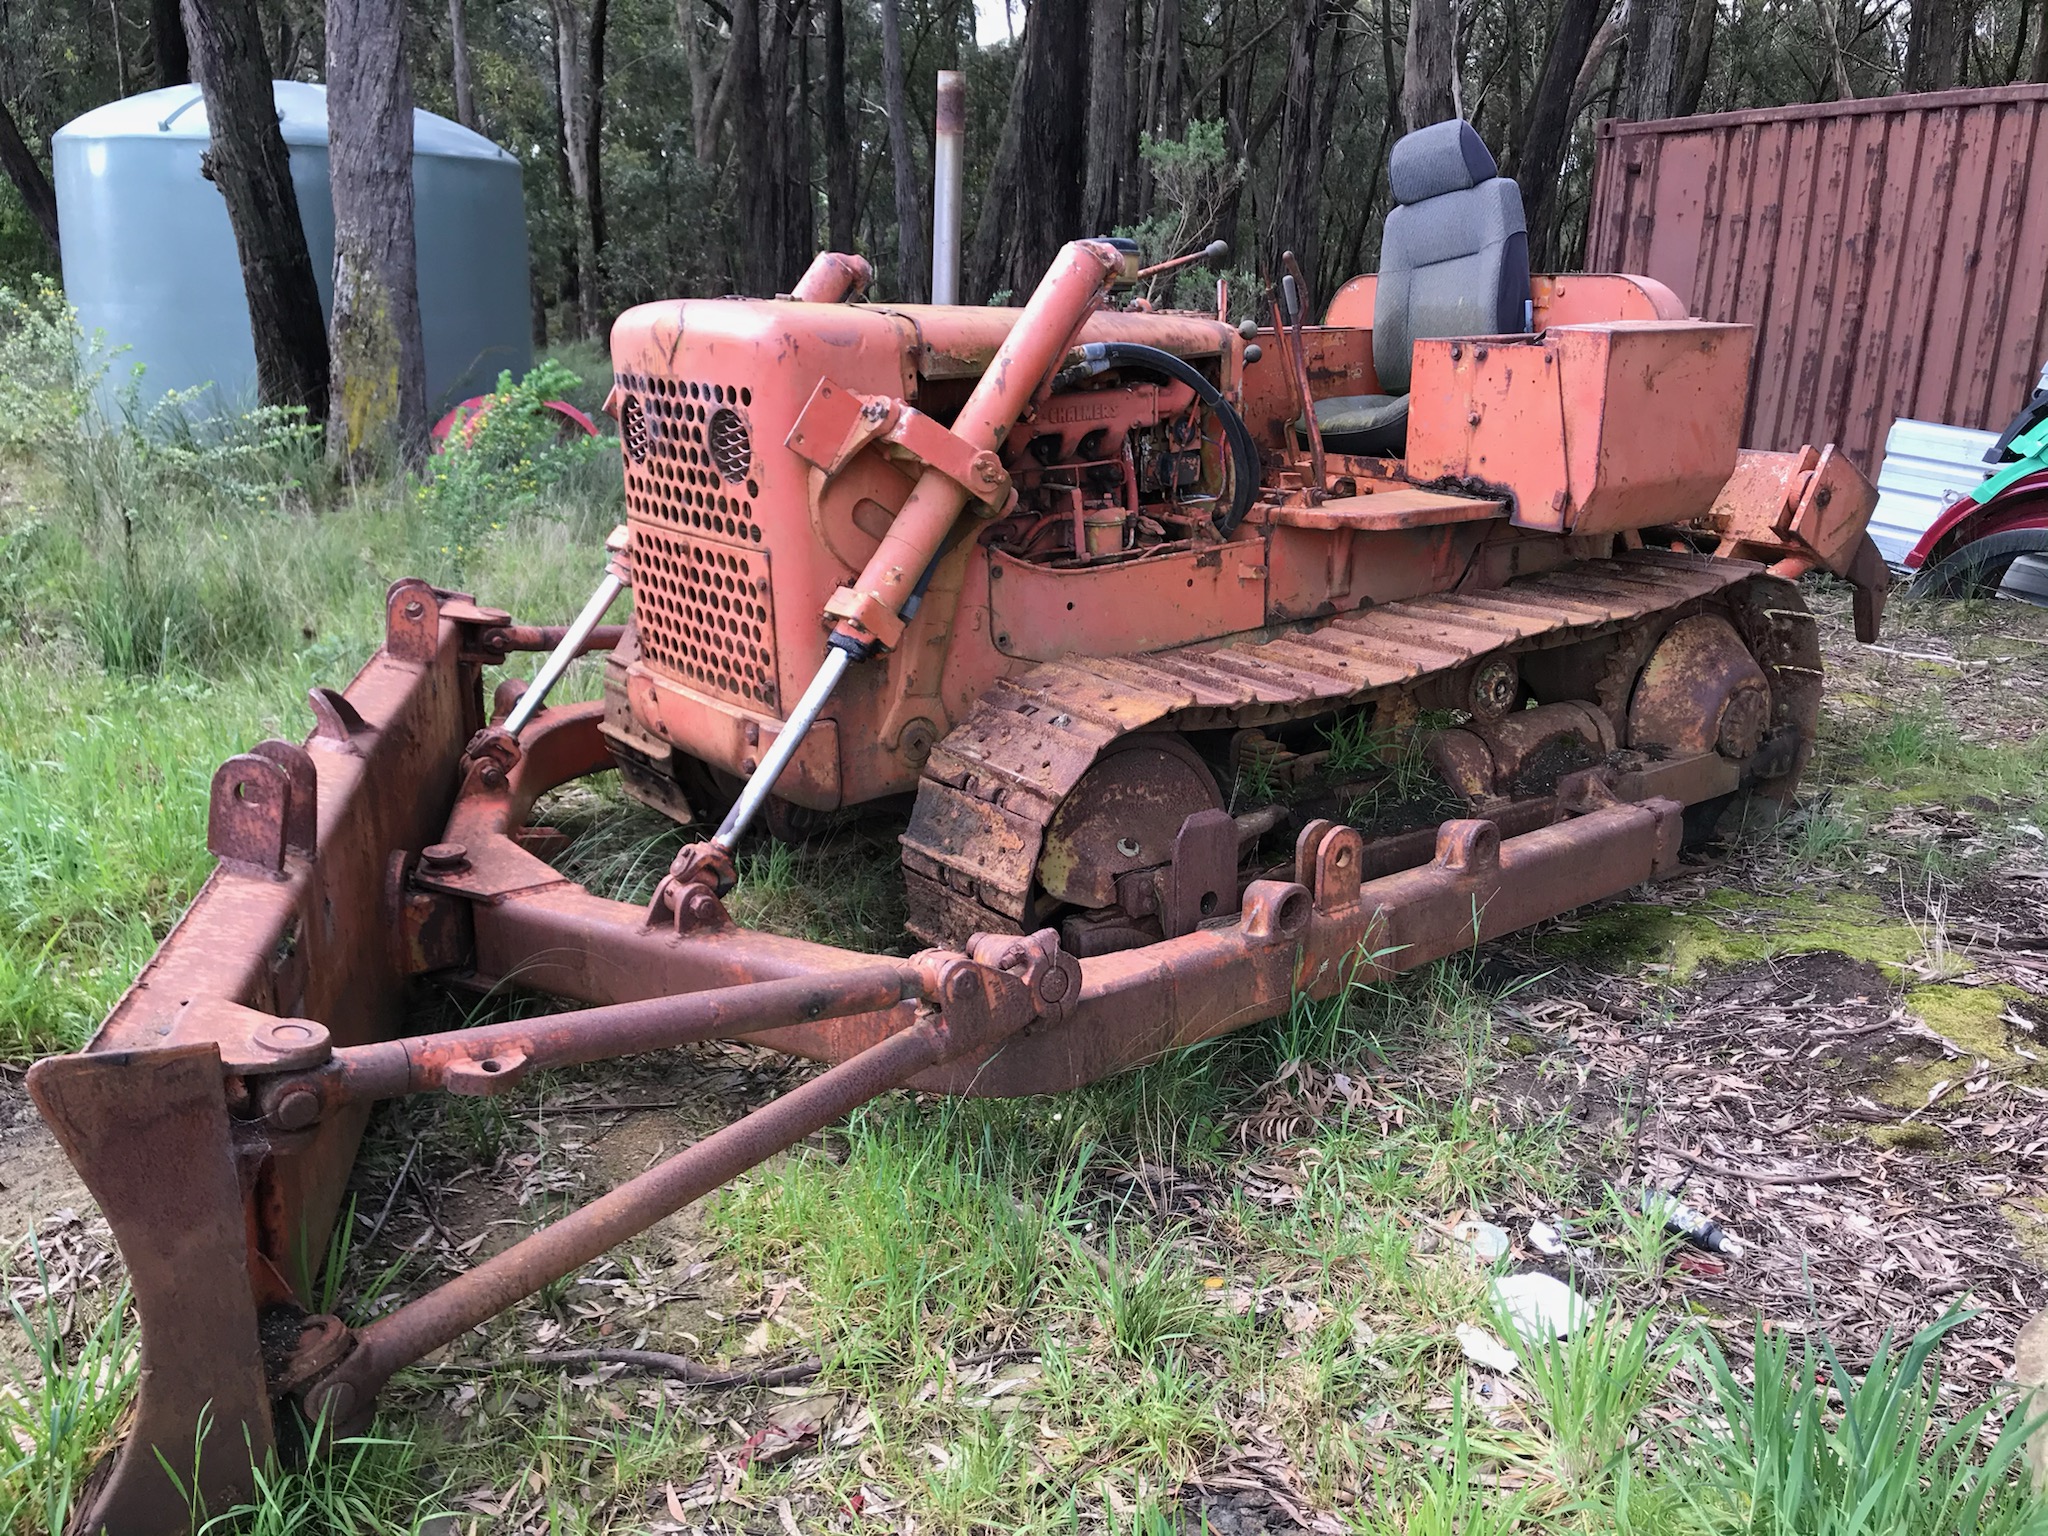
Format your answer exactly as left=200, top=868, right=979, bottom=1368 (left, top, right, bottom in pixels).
left=54, top=81, right=533, bottom=418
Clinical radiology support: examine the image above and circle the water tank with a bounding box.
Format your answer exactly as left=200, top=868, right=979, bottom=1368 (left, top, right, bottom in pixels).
left=53, top=81, right=532, bottom=419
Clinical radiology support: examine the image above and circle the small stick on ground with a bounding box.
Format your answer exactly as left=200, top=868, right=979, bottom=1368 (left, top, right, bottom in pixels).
left=359, top=1136, right=423, bottom=1252
left=510, top=1349, right=823, bottom=1387
left=1659, top=1143, right=1864, bottom=1186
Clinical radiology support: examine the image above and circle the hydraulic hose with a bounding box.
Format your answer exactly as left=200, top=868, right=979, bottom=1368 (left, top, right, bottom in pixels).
left=1067, top=340, right=1262, bottom=534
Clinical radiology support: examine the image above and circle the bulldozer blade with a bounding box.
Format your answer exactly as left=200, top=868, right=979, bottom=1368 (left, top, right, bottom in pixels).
left=27, top=1045, right=274, bottom=1530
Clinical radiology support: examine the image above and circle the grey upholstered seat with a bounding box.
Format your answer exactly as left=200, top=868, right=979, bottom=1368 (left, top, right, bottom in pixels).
left=1309, top=119, right=1530, bottom=458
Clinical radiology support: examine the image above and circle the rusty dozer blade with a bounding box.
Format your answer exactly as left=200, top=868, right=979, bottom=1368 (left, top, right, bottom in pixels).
left=28, top=576, right=1697, bottom=1532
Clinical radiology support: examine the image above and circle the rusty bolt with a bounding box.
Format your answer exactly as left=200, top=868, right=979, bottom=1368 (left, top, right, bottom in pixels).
left=1474, top=345, right=1489, bottom=362
left=270, top=1083, right=323, bottom=1132
left=478, top=763, right=506, bottom=789
left=403, top=599, right=424, bottom=620
left=1449, top=343, right=1463, bottom=361
left=901, top=719, right=937, bottom=766
left=740, top=756, right=757, bottom=774
left=744, top=721, right=760, bottom=746
left=1036, top=964, right=1073, bottom=1005
left=1468, top=411, right=1483, bottom=427
left=679, top=887, right=723, bottom=927
left=422, top=842, right=470, bottom=872
left=1469, top=656, right=1519, bottom=721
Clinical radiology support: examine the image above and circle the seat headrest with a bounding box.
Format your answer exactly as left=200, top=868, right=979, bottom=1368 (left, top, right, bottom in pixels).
left=1389, top=120, right=1499, bottom=206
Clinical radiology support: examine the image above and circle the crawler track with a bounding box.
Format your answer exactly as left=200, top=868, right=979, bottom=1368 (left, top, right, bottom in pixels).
left=901, top=549, right=1821, bottom=944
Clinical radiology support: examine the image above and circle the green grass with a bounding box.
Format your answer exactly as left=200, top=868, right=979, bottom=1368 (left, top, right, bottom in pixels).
left=1673, top=1311, right=2048, bottom=1535
left=0, top=343, right=624, bottom=1061
left=1, top=1257, right=137, bottom=1535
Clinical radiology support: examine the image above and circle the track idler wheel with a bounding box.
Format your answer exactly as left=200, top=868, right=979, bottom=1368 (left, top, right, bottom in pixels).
left=1036, top=735, right=1222, bottom=910
left=1627, top=614, right=1772, bottom=760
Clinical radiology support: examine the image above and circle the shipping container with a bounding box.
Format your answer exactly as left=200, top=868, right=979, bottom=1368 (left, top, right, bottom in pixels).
left=1585, top=85, right=2048, bottom=475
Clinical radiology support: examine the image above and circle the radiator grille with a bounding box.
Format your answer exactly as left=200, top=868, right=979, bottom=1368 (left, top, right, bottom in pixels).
left=615, top=371, right=763, bottom=545
left=618, top=369, right=778, bottom=711
left=632, top=525, right=781, bottom=711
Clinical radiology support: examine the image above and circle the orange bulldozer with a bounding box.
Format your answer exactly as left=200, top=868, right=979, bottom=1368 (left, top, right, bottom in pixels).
left=29, top=120, right=1887, bottom=1532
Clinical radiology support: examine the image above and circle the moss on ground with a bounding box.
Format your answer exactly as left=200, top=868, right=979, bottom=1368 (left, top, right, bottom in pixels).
left=1877, top=982, right=2036, bottom=1107
left=1540, top=889, right=1941, bottom=984
left=1863, top=1122, right=1941, bottom=1150
left=2007, top=1195, right=2048, bottom=1267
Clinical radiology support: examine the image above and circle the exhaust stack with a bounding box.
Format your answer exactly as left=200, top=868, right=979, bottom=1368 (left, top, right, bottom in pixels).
left=932, top=70, right=965, bottom=304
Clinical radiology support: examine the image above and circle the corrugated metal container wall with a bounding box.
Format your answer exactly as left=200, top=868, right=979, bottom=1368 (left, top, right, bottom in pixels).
left=1585, top=85, right=2048, bottom=475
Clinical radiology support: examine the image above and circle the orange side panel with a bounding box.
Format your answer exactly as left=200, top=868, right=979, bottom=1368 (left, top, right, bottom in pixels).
left=986, top=542, right=1268, bottom=661
left=1406, top=321, right=1751, bottom=536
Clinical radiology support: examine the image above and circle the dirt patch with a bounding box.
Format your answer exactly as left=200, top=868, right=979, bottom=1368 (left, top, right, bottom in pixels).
left=1497, top=885, right=2048, bottom=1394
left=0, top=1072, right=90, bottom=1250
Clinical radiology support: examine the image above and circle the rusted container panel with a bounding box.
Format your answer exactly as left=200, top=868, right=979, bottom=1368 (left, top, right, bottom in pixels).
left=1587, top=85, right=2048, bottom=474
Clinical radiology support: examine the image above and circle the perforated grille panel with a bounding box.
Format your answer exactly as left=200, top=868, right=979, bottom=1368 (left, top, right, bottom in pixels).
left=615, top=372, right=764, bottom=545
left=632, top=525, right=781, bottom=711
left=617, top=369, right=778, bottom=711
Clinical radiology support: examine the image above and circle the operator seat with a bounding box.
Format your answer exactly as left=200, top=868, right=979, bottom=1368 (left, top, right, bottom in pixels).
left=1311, top=119, right=1530, bottom=458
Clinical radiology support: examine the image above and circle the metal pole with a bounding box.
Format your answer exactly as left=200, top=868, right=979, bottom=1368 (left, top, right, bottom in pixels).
left=503, top=570, right=626, bottom=737
left=711, top=641, right=852, bottom=850
left=305, top=1012, right=959, bottom=1424
left=931, top=71, right=965, bottom=305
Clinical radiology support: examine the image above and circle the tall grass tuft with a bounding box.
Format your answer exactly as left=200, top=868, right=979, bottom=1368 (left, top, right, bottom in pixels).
left=0, top=1253, right=139, bottom=1536
left=1676, top=1310, right=2048, bottom=1535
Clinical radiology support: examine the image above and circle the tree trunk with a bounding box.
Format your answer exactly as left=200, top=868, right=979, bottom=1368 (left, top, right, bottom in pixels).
left=1676, top=0, right=1716, bottom=111
left=327, top=0, right=427, bottom=473
left=1567, top=6, right=1624, bottom=123
left=1154, top=0, right=1183, bottom=136
left=1311, top=4, right=1347, bottom=271
left=1811, top=0, right=1854, bottom=98
left=1082, top=0, right=1129, bottom=235
left=760, top=0, right=800, bottom=283
left=1623, top=0, right=1684, bottom=118
left=729, top=0, right=784, bottom=294
left=1402, top=0, right=1458, bottom=131
left=678, top=0, right=730, bottom=163
left=967, top=0, right=1089, bottom=301
left=550, top=0, right=608, bottom=335
left=880, top=0, right=928, bottom=299
left=586, top=0, right=609, bottom=310
left=182, top=0, right=329, bottom=415
left=1905, top=0, right=1970, bottom=89
left=153, top=0, right=191, bottom=84
left=1380, top=0, right=1402, bottom=135
left=0, top=98, right=59, bottom=257
left=823, top=0, right=855, bottom=249
left=1269, top=0, right=1327, bottom=277
left=1135, top=0, right=1183, bottom=216
left=2034, top=0, right=2048, bottom=77
left=449, top=0, right=477, bottom=128
left=1517, top=0, right=1599, bottom=266
left=786, top=0, right=814, bottom=274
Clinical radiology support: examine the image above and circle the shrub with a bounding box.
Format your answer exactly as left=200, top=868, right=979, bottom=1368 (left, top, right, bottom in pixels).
left=415, top=359, right=614, bottom=562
